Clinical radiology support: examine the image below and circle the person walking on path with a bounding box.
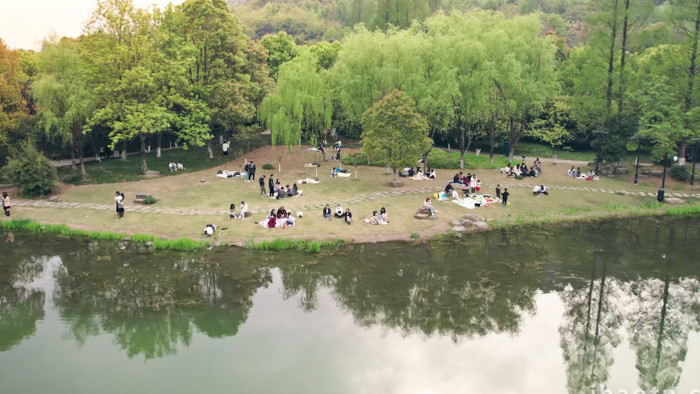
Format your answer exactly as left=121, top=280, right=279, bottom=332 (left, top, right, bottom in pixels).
left=268, top=175, right=275, bottom=197
left=259, top=175, right=266, bottom=197
left=2, top=192, right=11, bottom=217
left=501, top=188, right=510, bottom=206
left=222, top=140, right=229, bottom=156
left=495, top=184, right=501, bottom=199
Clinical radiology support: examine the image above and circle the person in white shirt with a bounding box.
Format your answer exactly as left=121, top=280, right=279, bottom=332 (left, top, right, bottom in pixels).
left=334, top=204, right=344, bottom=218
left=239, top=201, right=249, bottom=219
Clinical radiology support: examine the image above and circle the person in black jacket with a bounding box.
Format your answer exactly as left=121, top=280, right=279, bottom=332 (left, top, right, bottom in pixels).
left=268, top=175, right=275, bottom=197
left=323, top=204, right=332, bottom=219
left=259, top=175, right=266, bottom=196
left=248, top=161, right=256, bottom=181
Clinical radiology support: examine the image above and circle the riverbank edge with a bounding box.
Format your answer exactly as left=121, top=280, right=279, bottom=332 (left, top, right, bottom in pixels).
left=0, top=219, right=208, bottom=251
left=3, top=203, right=699, bottom=252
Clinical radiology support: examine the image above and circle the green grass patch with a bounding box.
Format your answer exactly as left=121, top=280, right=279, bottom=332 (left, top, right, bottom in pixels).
left=0, top=219, right=206, bottom=250
left=247, top=238, right=344, bottom=252
left=602, top=203, right=629, bottom=211
left=640, top=201, right=664, bottom=210
left=664, top=204, right=700, bottom=216
left=562, top=207, right=592, bottom=215
left=513, top=142, right=596, bottom=162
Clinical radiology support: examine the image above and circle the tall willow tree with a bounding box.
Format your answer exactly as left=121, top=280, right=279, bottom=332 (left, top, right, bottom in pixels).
left=483, top=14, right=558, bottom=161
left=260, top=49, right=333, bottom=169
left=33, top=38, right=95, bottom=176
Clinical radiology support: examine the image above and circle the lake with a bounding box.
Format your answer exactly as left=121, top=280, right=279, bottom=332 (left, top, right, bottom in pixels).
left=1, top=216, right=700, bottom=394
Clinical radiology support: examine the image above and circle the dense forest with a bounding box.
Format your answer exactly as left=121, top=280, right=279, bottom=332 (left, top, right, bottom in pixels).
left=1, top=0, right=700, bottom=187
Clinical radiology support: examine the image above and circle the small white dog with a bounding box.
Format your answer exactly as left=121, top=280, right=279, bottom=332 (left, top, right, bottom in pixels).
left=297, top=211, right=303, bottom=218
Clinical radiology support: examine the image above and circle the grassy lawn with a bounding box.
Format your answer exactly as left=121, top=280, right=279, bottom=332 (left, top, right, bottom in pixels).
left=58, top=137, right=266, bottom=185
left=10, top=144, right=700, bottom=246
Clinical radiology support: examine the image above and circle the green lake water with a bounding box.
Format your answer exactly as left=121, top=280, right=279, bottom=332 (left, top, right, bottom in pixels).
left=1, top=217, right=700, bottom=394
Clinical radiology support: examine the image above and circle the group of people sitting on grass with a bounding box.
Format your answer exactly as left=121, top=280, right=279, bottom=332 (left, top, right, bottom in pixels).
left=323, top=204, right=353, bottom=224
left=364, top=207, right=389, bottom=225
left=449, top=172, right=482, bottom=195
left=228, top=201, right=249, bottom=219
left=260, top=206, right=298, bottom=228
left=502, top=161, right=541, bottom=178
left=168, top=161, right=184, bottom=171
left=567, top=166, right=599, bottom=180
left=399, top=166, right=437, bottom=180
left=270, top=177, right=302, bottom=199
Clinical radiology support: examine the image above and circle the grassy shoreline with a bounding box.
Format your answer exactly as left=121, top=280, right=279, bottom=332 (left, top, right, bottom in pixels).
left=3, top=204, right=699, bottom=252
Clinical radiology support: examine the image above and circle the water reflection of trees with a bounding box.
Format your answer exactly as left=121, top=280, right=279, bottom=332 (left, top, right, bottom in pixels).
left=625, top=222, right=700, bottom=392
left=53, top=248, right=272, bottom=359
left=0, top=255, right=50, bottom=352
left=558, top=219, right=700, bottom=393
left=280, top=238, right=548, bottom=340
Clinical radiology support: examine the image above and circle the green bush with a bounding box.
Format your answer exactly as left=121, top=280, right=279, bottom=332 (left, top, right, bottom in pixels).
left=262, top=163, right=274, bottom=170
left=2, top=140, right=58, bottom=197
left=670, top=164, right=690, bottom=181
left=62, top=171, right=84, bottom=185
left=143, top=195, right=157, bottom=204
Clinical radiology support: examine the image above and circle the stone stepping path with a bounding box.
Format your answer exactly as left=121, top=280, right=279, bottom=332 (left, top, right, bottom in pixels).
left=12, top=182, right=700, bottom=217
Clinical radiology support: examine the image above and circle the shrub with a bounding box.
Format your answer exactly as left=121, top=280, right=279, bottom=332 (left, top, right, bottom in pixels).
left=670, top=164, right=690, bottom=181
left=62, top=171, right=84, bottom=185
left=2, top=140, right=58, bottom=197
left=143, top=195, right=157, bottom=204
left=262, top=163, right=274, bottom=170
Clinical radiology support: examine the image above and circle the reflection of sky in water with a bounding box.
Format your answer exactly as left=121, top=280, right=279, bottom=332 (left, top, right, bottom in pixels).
left=2, top=262, right=700, bottom=394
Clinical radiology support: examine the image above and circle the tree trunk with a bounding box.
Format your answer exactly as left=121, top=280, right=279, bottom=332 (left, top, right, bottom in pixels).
left=121, top=140, right=127, bottom=161
left=458, top=125, right=466, bottom=169
left=394, top=169, right=399, bottom=183
left=617, top=0, right=630, bottom=114
left=421, top=150, right=430, bottom=174
left=78, top=146, right=86, bottom=177
left=488, top=116, right=496, bottom=166
left=156, top=133, right=162, bottom=158
left=69, top=143, right=77, bottom=171
left=606, top=0, right=620, bottom=112
left=139, top=134, right=148, bottom=174
left=206, top=140, right=213, bottom=159
left=508, top=118, right=517, bottom=162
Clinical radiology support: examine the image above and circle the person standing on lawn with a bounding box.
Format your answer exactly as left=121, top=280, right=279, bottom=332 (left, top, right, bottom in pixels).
left=259, top=175, right=266, bottom=197
left=249, top=161, right=256, bottom=181
left=2, top=192, right=11, bottom=217
left=501, top=188, right=510, bottom=206
left=268, top=175, right=275, bottom=197
left=222, top=140, right=229, bottom=156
